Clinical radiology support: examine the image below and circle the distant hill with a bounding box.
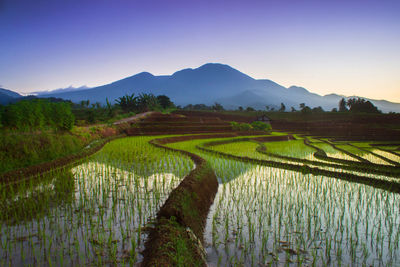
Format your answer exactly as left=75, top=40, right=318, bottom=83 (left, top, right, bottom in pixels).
left=0, top=88, right=22, bottom=105
left=3, top=63, right=400, bottom=112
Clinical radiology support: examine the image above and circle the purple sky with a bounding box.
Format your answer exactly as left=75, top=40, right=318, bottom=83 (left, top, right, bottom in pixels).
left=1, top=0, right=399, bottom=101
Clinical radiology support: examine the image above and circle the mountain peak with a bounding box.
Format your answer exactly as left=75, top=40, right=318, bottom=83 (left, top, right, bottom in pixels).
left=288, top=86, right=309, bottom=93
left=171, top=63, right=254, bottom=82
left=135, top=72, right=154, bottom=78
left=198, top=62, right=234, bottom=70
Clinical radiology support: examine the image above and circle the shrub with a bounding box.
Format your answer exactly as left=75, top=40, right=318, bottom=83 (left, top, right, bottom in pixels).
left=251, top=121, right=272, bottom=131
left=239, top=123, right=252, bottom=131
left=230, top=121, right=240, bottom=131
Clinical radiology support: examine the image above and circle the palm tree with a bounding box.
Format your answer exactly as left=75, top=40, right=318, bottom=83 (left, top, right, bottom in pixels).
left=115, top=93, right=138, bottom=113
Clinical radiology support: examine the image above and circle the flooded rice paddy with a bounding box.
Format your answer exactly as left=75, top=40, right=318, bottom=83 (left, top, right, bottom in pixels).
left=1, top=134, right=399, bottom=266
left=0, top=136, right=193, bottom=266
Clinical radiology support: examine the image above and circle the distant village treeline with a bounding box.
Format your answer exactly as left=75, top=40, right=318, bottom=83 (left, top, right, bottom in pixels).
left=0, top=93, right=384, bottom=131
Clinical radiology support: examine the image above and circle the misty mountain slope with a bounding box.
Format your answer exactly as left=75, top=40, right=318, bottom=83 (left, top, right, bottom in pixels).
left=4, top=63, right=400, bottom=112
left=0, top=88, right=22, bottom=105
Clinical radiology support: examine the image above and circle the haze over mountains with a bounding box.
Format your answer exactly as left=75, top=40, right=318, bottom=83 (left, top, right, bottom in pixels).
left=2, top=63, right=400, bottom=112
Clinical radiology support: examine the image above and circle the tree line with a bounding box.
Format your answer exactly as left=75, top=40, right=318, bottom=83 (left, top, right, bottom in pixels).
left=0, top=93, right=176, bottom=130
left=338, top=97, right=381, bottom=113
left=0, top=99, right=74, bottom=131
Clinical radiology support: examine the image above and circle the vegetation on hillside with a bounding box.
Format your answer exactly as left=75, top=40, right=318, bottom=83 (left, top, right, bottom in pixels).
left=0, top=99, right=74, bottom=131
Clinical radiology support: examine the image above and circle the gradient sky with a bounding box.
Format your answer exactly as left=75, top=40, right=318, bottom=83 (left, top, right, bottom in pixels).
left=1, top=0, right=399, bottom=101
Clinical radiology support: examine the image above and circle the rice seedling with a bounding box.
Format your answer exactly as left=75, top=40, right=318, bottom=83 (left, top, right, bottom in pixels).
left=0, top=136, right=193, bottom=266
left=2, top=132, right=399, bottom=266
left=313, top=142, right=361, bottom=162
left=262, top=139, right=321, bottom=161
left=167, top=136, right=400, bottom=266
left=336, top=144, right=395, bottom=165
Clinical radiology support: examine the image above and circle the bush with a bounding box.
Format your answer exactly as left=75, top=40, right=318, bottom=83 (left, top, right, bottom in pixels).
left=251, top=121, right=272, bottom=131
left=230, top=121, right=240, bottom=131
left=239, top=123, right=252, bottom=131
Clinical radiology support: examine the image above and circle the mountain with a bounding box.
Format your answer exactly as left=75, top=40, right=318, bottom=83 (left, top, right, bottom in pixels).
left=0, top=88, right=22, bottom=105
left=33, top=85, right=90, bottom=96
left=17, top=63, right=400, bottom=112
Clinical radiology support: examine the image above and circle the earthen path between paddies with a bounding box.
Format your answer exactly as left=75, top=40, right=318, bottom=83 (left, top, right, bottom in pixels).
left=84, top=111, right=156, bottom=129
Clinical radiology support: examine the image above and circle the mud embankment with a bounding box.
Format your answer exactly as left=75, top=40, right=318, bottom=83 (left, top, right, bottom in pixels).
left=142, top=135, right=222, bottom=267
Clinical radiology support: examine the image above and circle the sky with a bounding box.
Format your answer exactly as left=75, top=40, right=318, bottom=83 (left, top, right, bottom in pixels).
left=0, top=0, right=399, bottom=102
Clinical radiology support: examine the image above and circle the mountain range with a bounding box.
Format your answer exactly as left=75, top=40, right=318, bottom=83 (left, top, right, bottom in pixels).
left=2, top=63, right=400, bottom=112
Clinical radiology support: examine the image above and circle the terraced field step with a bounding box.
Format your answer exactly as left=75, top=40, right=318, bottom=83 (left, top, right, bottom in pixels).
left=136, top=121, right=230, bottom=126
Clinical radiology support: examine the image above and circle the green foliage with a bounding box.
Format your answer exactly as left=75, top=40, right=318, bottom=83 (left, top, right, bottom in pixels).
left=115, top=93, right=138, bottom=113
left=312, top=106, right=324, bottom=113
left=239, top=122, right=252, bottom=131
left=230, top=121, right=240, bottom=130
left=0, top=132, right=83, bottom=173
left=115, top=93, right=171, bottom=113
left=339, top=98, right=348, bottom=112
left=137, top=93, right=160, bottom=112
left=231, top=121, right=261, bottom=131
left=1, top=99, right=75, bottom=131
left=157, top=95, right=174, bottom=109
left=301, top=106, right=312, bottom=114
left=346, top=98, right=381, bottom=113
left=251, top=121, right=272, bottom=131
left=212, top=102, right=224, bottom=111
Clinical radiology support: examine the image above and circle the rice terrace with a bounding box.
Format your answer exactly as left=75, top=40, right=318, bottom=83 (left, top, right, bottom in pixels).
left=1, top=108, right=400, bottom=266
left=2, top=1, right=400, bottom=266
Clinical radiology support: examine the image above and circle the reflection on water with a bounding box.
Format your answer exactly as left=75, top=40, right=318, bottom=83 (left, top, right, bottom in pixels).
left=204, top=162, right=400, bottom=266
left=0, top=136, right=193, bottom=266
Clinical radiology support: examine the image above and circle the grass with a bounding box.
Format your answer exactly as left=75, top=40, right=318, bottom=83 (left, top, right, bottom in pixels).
left=0, top=131, right=84, bottom=174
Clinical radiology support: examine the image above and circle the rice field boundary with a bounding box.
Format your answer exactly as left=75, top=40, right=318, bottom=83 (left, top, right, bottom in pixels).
left=197, top=137, right=400, bottom=194
left=142, top=135, right=221, bottom=266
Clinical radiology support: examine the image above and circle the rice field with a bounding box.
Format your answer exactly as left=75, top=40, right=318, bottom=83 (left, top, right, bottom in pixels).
left=312, top=142, right=361, bottom=162
left=1, top=132, right=399, bottom=266
left=262, top=139, right=319, bottom=161
left=0, top=136, right=193, bottom=266
left=167, top=137, right=400, bottom=266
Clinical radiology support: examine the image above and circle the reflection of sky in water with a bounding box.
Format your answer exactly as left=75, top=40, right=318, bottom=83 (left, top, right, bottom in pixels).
left=0, top=152, right=191, bottom=266
left=204, top=162, right=400, bottom=266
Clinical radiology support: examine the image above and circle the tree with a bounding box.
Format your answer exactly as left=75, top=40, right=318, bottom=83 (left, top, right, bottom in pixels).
left=137, top=93, right=159, bottom=112
left=157, top=95, right=173, bottom=109
left=106, top=98, right=114, bottom=117
left=312, top=106, right=324, bottom=113
left=346, top=98, right=381, bottom=113
left=116, top=93, right=138, bottom=113
left=279, top=103, right=286, bottom=112
left=1, top=99, right=74, bottom=131
left=238, top=106, right=243, bottom=111
left=299, top=103, right=306, bottom=109
left=291, top=107, right=296, bottom=112
left=339, top=98, right=348, bottom=112
left=212, top=102, right=224, bottom=111
left=246, top=106, right=255, bottom=111
left=301, top=105, right=312, bottom=114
